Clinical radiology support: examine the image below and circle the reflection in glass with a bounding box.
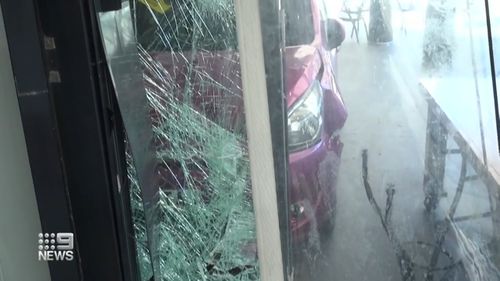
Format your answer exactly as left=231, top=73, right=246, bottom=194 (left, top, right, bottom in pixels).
left=287, top=0, right=500, bottom=280
left=99, top=0, right=500, bottom=280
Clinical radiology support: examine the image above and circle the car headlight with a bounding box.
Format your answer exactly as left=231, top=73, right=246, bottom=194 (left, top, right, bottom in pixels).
left=288, top=80, right=323, bottom=151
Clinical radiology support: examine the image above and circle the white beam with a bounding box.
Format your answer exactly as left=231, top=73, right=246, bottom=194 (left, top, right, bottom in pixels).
left=234, top=0, right=285, bottom=280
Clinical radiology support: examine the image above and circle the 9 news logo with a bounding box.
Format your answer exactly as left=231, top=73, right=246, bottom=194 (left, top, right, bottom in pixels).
left=38, top=232, right=74, bottom=261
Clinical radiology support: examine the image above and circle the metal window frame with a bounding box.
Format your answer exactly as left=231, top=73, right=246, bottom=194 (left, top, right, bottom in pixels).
left=0, top=0, right=139, bottom=280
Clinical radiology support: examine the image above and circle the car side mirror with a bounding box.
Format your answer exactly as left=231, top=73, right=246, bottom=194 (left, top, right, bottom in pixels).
left=326, top=19, right=345, bottom=50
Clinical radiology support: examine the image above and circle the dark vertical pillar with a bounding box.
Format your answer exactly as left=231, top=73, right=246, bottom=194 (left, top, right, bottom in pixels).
left=0, top=0, right=82, bottom=280
left=368, top=0, right=393, bottom=43
left=258, top=0, right=291, bottom=279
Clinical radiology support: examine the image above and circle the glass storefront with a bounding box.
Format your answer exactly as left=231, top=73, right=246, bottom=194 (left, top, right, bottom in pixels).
left=95, top=0, right=500, bottom=280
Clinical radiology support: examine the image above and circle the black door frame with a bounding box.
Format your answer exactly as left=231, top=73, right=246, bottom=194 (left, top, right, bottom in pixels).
left=0, top=0, right=138, bottom=280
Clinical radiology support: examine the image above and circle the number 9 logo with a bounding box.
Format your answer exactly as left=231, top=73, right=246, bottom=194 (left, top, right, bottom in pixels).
left=56, top=233, right=74, bottom=250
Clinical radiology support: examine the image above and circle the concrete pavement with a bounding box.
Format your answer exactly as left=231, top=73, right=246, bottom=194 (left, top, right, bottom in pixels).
left=293, top=2, right=500, bottom=279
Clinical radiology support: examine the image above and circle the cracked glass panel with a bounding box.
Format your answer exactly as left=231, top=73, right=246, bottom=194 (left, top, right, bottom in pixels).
left=97, top=0, right=500, bottom=280
left=97, top=1, right=262, bottom=280
left=283, top=0, right=500, bottom=281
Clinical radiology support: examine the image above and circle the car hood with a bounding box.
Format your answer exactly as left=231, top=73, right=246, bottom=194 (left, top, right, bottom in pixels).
left=284, top=46, right=322, bottom=107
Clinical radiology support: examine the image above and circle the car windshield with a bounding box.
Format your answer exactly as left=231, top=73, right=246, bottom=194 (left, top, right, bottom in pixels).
left=284, top=0, right=315, bottom=46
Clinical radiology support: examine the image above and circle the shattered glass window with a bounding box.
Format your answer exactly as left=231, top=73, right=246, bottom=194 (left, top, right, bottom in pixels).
left=97, top=0, right=500, bottom=280
left=98, top=0, right=261, bottom=280
left=133, top=0, right=260, bottom=279
left=135, top=0, right=238, bottom=52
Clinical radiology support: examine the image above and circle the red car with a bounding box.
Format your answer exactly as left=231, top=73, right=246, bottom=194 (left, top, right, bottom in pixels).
left=283, top=0, right=347, bottom=242
left=141, top=0, right=347, bottom=244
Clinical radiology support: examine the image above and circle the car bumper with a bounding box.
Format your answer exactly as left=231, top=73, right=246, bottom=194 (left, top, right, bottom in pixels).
left=289, top=133, right=343, bottom=243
